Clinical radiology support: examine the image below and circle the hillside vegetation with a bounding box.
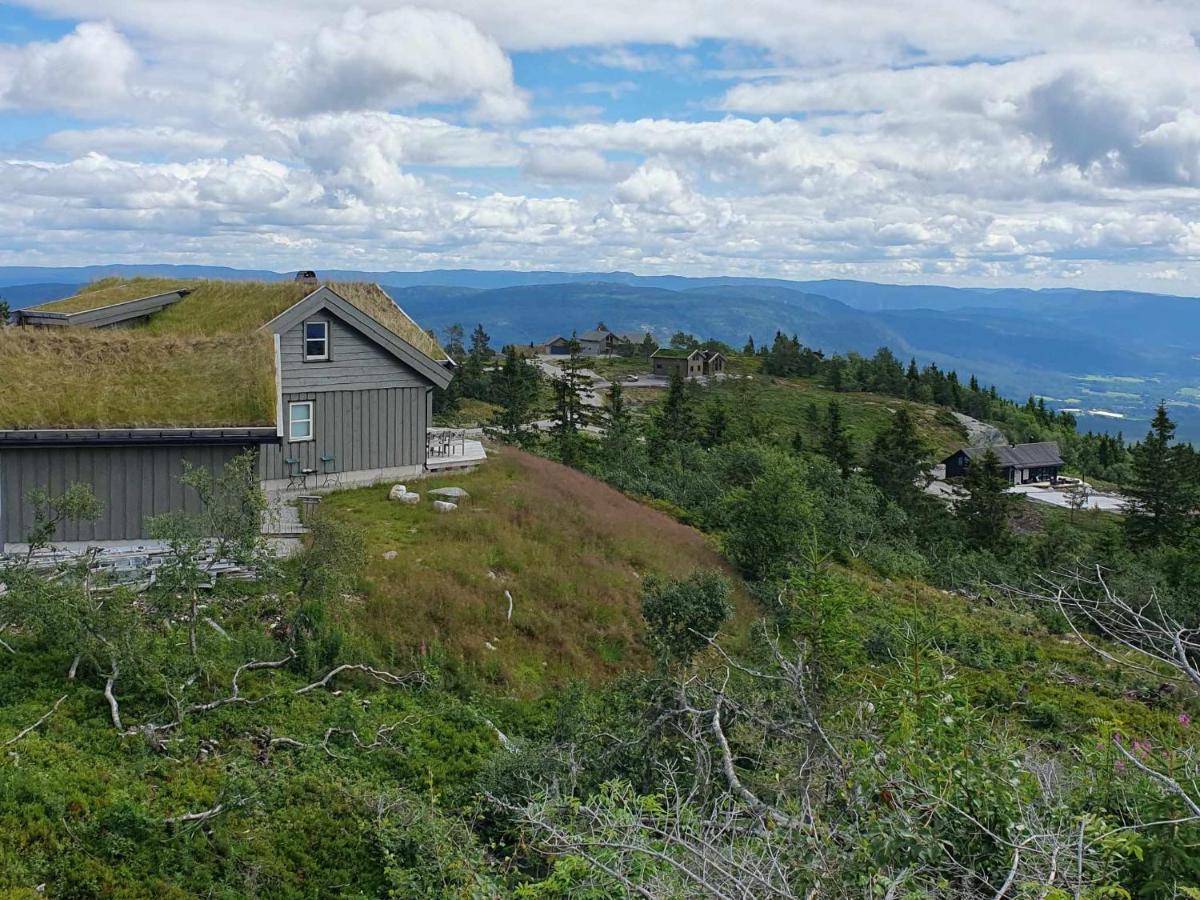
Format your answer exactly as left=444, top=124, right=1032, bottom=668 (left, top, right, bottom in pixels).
left=321, top=448, right=751, bottom=694
left=3, top=332, right=1200, bottom=895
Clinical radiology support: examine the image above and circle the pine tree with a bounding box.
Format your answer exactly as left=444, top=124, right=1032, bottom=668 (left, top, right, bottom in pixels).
left=867, top=407, right=929, bottom=506
left=821, top=400, right=855, bottom=476
left=826, top=357, right=845, bottom=392
left=959, top=448, right=1013, bottom=549
left=743, top=335, right=755, bottom=355
left=1124, top=402, right=1197, bottom=547
left=442, top=323, right=466, bottom=361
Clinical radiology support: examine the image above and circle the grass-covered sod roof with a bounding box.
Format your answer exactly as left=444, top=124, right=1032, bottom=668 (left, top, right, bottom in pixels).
left=1, top=278, right=447, bottom=430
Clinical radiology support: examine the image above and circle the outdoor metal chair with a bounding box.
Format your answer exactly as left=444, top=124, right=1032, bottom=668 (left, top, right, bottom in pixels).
left=320, top=454, right=340, bottom=487
left=285, top=457, right=305, bottom=490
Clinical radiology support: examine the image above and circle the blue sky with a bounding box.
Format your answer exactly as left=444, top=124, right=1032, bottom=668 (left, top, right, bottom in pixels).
left=0, top=1, right=1199, bottom=292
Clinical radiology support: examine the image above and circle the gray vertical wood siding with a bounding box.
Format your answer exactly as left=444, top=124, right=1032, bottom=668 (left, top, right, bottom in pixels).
left=259, top=387, right=428, bottom=482
left=263, top=311, right=434, bottom=481
left=0, top=444, right=252, bottom=545
left=279, top=315, right=427, bottom=393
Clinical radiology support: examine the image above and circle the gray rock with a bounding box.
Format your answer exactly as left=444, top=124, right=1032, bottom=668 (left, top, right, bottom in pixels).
left=432, top=500, right=458, bottom=513
left=398, top=491, right=420, bottom=505
left=429, top=487, right=469, bottom=500
left=382, top=550, right=398, bottom=560
left=387, top=484, right=408, bottom=500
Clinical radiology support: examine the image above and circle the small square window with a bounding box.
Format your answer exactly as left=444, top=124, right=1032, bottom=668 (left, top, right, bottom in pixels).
left=289, top=401, right=314, bottom=442
left=304, top=321, right=329, bottom=361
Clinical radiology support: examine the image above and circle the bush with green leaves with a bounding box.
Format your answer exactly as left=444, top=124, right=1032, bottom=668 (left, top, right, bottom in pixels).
left=640, top=570, right=732, bottom=668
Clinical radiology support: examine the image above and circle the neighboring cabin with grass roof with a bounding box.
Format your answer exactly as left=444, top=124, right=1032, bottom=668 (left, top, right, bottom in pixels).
left=651, top=347, right=725, bottom=380
left=0, top=275, right=453, bottom=549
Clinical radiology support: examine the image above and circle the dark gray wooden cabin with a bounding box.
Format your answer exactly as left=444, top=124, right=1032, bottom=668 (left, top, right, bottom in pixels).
left=942, top=441, right=1064, bottom=485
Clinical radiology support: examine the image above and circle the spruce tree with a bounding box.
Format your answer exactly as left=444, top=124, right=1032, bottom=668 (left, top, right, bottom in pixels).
left=1124, top=402, right=1197, bottom=547
left=601, top=382, right=636, bottom=465
left=821, top=400, right=855, bottom=476
left=458, top=323, right=493, bottom=400
left=654, top=369, right=697, bottom=451
left=867, top=407, right=929, bottom=506
left=491, top=347, right=538, bottom=445
left=701, top=403, right=729, bottom=448
left=959, top=448, right=1013, bottom=549
left=549, top=336, right=589, bottom=464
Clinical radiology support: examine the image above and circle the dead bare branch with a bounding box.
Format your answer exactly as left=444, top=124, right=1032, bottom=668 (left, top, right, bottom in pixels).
left=3, top=694, right=67, bottom=747
left=1111, top=737, right=1200, bottom=820
left=163, top=798, right=246, bottom=827
left=187, top=651, right=295, bottom=714
left=294, top=663, right=425, bottom=695
left=104, top=657, right=122, bottom=732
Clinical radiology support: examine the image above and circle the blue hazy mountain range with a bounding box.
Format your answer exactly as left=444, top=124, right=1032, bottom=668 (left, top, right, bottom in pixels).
left=3, top=265, right=1197, bottom=440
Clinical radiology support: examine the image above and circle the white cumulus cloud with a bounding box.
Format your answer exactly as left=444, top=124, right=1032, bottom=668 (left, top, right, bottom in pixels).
left=0, top=21, right=137, bottom=113
left=251, top=7, right=527, bottom=121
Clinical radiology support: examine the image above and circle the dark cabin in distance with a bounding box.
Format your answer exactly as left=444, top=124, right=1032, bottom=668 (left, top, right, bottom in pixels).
left=942, top=441, right=1064, bottom=485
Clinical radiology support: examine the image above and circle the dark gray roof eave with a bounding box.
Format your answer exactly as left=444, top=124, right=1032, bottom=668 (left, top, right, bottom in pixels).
left=0, top=427, right=280, bottom=447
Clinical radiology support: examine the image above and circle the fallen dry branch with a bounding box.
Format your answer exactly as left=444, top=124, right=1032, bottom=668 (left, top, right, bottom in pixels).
left=294, top=663, right=425, bottom=695
left=319, top=718, right=417, bottom=759
left=3, top=694, right=67, bottom=747
left=163, top=797, right=246, bottom=827
left=187, top=651, right=295, bottom=714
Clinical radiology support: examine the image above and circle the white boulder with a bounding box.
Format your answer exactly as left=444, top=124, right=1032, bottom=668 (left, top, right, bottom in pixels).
left=399, top=491, right=420, bottom=505
left=432, top=500, right=458, bottom=513
left=387, top=484, right=408, bottom=500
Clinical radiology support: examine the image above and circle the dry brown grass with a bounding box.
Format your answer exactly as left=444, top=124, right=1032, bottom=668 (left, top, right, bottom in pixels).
left=329, top=281, right=445, bottom=360
left=3, top=277, right=445, bottom=428
left=0, top=329, right=276, bottom=428
left=28, top=278, right=190, bottom=313
left=321, top=447, right=753, bottom=694
left=34, top=278, right=445, bottom=359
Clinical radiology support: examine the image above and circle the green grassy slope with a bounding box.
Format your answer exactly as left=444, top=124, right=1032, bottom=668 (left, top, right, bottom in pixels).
left=321, top=447, right=754, bottom=694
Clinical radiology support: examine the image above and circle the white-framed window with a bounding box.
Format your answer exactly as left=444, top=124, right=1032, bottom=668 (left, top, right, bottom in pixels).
left=288, top=401, right=314, bottom=442
left=304, top=321, right=329, bottom=361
